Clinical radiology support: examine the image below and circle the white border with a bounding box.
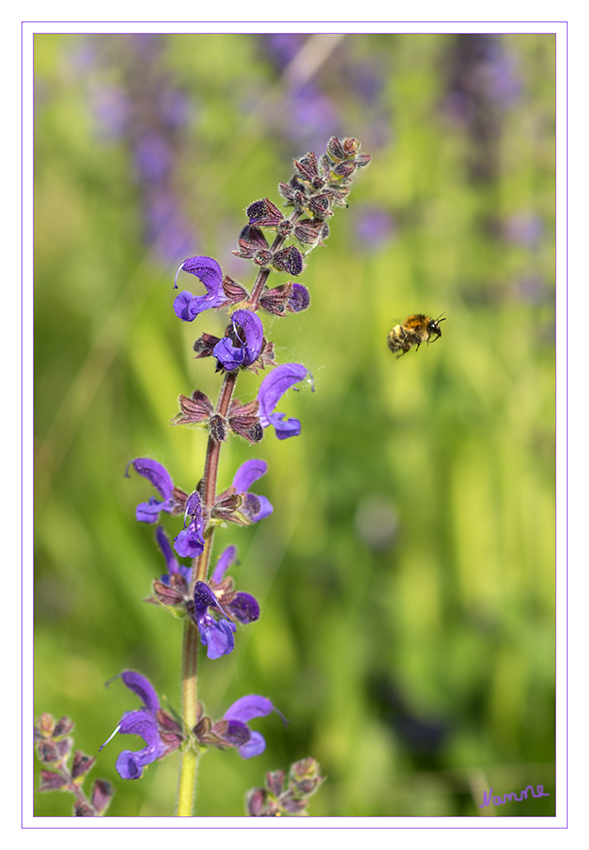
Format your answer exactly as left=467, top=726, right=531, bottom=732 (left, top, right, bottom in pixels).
left=19, top=14, right=570, bottom=844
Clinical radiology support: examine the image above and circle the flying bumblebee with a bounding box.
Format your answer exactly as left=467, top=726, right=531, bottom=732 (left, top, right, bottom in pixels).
left=387, top=314, right=446, bottom=359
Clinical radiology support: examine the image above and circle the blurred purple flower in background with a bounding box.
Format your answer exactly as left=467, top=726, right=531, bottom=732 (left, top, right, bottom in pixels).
left=503, top=213, right=543, bottom=247
left=353, top=205, right=396, bottom=253
left=76, top=33, right=196, bottom=263
left=442, top=33, right=521, bottom=182
left=258, top=34, right=393, bottom=154
left=89, top=84, right=129, bottom=140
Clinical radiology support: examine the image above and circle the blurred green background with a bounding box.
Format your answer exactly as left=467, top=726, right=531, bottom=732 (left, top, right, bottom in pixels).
left=34, top=32, right=555, bottom=817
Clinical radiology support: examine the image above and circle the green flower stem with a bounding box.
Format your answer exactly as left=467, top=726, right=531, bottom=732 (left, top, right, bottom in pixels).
left=177, top=618, right=200, bottom=816
left=176, top=370, right=238, bottom=815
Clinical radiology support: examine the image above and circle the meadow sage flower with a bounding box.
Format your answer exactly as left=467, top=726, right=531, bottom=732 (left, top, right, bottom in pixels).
left=100, top=671, right=181, bottom=780
left=127, top=457, right=183, bottom=523
left=222, top=695, right=286, bottom=758
left=257, top=363, right=310, bottom=439
left=192, top=580, right=237, bottom=659
left=174, top=490, right=205, bottom=558
left=173, top=255, right=228, bottom=321
left=232, top=459, right=273, bottom=522
left=213, top=309, right=264, bottom=371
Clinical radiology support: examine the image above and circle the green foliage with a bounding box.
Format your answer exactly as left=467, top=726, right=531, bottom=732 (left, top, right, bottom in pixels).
left=34, top=32, right=555, bottom=817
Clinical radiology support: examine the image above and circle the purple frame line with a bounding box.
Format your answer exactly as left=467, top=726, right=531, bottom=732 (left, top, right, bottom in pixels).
left=564, top=17, right=569, bottom=830
left=21, top=18, right=25, bottom=833
left=21, top=19, right=568, bottom=23
left=24, top=22, right=564, bottom=828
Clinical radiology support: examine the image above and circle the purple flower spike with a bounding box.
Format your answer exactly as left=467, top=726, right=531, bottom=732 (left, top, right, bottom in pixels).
left=174, top=490, right=205, bottom=558
left=192, top=580, right=236, bottom=660
left=173, top=255, right=228, bottom=321
left=223, top=695, right=285, bottom=759
left=213, top=309, right=264, bottom=371
left=127, top=458, right=178, bottom=523
left=257, top=363, right=310, bottom=440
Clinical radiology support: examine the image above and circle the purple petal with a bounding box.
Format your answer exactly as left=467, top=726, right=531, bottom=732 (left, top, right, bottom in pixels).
left=173, top=289, right=228, bottom=322
left=257, top=363, right=309, bottom=426
left=228, top=592, right=260, bottom=624
left=232, top=459, right=268, bottom=494
left=250, top=494, right=273, bottom=521
left=231, top=310, right=264, bottom=364
left=173, top=257, right=227, bottom=321
left=193, top=580, right=219, bottom=619
left=173, top=290, right=197, bottom=321
left=174, top=491, right=205, bottom=557
left=136, top=497, right=171, bottom=524
left=211, top=545, right=238, bottom=584
left=121, top=671, right=160, bottom=715
left=197, top=615, right=237, bottom=659
left=155, top=526, right=179, bottom=573
left=114, top=709, right=167, bottom=780
left=174, top=523, right=205, bottom=558
left=174, top=255, right=223, bottom=292
left=156, top=526, right=193, bottom=584
left=268, top=411, right=302, bottom=440
left=223, top=719, right=251, bottom=747
left=224, top=695, right=276, bottom=723
left=128, top=458, right=174, bottom=501
left=213, top=337, right=246, bottom=371
left=238, top=730, right=267, bottom=759
left=115, top=750, right=143, bottom=779
left=214, top=310, right=264, bottom=369
left=119, top=709, right=160, bottom=743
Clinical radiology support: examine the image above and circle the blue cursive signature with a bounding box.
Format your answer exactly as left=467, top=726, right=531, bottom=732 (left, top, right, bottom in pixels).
left=479, top=785, right=550, bottom=807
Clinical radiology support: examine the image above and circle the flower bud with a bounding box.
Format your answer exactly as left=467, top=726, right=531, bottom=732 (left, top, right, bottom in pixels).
left=37, top=740, right=62, bottom=764
left=71, top=750, right=95, bottom=780
left=246, top=787, right=268, bottom=816
left=222, top=275, right=249, bottom=304
left=266, top=769, right=286, bottom=797
left=259, top=282, right=293, bottom=315
left=272, top=245, right=304, bottom=276
left=36, top=713, right=56, bottom=739
left=246, top=198, right=285, bottom=229
left=209, top=414, right=227, bottom=443
left=173, top=390, right=214, bottom=426
left=326, top=135, right=345, bottom=161
left=193, top=332, right=221, bottom=358
left=53, top=716, right=75, bottom=737
left=38, top=769, right=67, bottom=791
left=91, top=779, right=115, bottom=814
left=73, top=801, right=96, bottom=817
